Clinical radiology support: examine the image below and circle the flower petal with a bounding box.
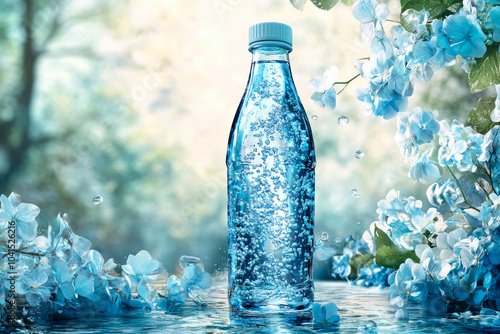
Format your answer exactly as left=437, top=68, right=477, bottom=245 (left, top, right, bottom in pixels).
left=16, top=203, right=40, bottom=222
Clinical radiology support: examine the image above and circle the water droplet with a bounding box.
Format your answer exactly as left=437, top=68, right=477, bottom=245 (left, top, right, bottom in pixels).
left=358, top=320, right=377, bottom=331
left=335, top=237, right=341, bottom=243
left=355, top=150, right=365, bottom=159
left=320, top=232, right=329, bottom=241
left=92, top=195, right=103, bottom=206
left=338, top=116, right=349, bottom=127
left=179, top=255, right=201, bottom=269
left=351, top=189, right=360, bottom=198
left=312, top=115, right=318, bottom=120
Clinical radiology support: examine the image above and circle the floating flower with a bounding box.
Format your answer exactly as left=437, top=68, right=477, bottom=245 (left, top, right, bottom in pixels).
left=312, top=302, right=340, bottom=324
left=180, top=264, right=212, bottom=292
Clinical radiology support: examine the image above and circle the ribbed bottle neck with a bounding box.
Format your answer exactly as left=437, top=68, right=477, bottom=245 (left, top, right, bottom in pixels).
left=250, top=46, right=290, bottom=64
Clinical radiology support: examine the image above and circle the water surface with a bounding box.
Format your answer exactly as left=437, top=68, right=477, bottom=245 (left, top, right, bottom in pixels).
left=4, top=281, right=500, bottom=333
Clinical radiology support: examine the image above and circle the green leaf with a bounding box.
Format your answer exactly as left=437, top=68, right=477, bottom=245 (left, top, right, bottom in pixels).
left=341, top=0, right=357, bottom=5
left=467, top=97, right=500, bottom=134
left=373, top=224, right=419, bottom=269
left=469, top=44, right=500, bottom=93
left=400, top=0, right=461, bottom=19
left=290, top=0, right=307, bottom=10
left=348, top=252, right=375, bottom=276
left=309, top=0, right=340, bottom=10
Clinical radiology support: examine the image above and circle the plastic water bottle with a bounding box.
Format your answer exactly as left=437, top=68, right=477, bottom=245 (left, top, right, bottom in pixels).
left=226, top=22, right=315, bottom=312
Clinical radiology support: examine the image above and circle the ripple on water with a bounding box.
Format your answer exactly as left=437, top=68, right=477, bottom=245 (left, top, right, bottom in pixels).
left=5, top=281, right=498, bottom=333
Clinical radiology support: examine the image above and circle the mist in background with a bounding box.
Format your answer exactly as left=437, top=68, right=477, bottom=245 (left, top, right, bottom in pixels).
left=0, top=0, right=476, bottom=278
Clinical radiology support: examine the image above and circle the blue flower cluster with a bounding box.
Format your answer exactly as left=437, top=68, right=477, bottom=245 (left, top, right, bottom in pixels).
left=350, top=0, right=500, bottom=119
left=324, top=114, right=500, bottom=319
left=0, top=193, right=212, bottom=324
left=378, top=123, right=500, bottom=318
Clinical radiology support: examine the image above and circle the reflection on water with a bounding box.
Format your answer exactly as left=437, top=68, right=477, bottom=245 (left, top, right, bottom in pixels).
left=230, top=309, right=313, bottom=331
left=2, top=281, right=500, bottom=333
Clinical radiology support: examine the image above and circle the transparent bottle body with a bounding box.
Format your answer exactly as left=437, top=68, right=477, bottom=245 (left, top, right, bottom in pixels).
left=226, top=47, right=315, bottom=312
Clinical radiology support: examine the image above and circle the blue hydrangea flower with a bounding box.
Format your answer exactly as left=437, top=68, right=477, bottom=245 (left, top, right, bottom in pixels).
left=310, top=66, right=339, bottom=110
left=443, top=13, right=487, bottom=58
left=52, top=257, right=76, bottom=305
left=438, top=135, right=467, bottom=168
left=419, top=246, right=452, bottom=281
left=388, top=258, right=427, bottom=308
left=74, top=269, right=95, bottom=298
left=356, top=264, right=392, bottom=287
left=391, top=25, right=418, bottom=61
left=137, top=278, right=155, bottom=300
left=427, top=178, right=465, bottom=212
left=0, top=193, right=40, bottom=241
left=121, top=250, right=161, bottom=286
left=451, top=266, right=488, bottom=306
left=478, top=126, right=500, bottom=163
left=395, top=112, right=419, bottom=160
left=429, top=20, right=457, bottom=71
left=409, top=149, right=441, bottom=183
left=455, top=236, right=484, bottom=269
left=332, top=254, right=351, bottom=279
left=18, top=269, right=52, bottom=306
left=154, top=275, right=188, bottom=311
left=377, top=189, right=405, bottom=222
left=180, top=264, right=212, bottom=292
left=87, top=249, right=117, bottom=278
left=312, top=302, right=340, bottom=324
left=409, top=40, right=436, bottom=81
left=356, top=52, right=410, bottom=119
left=352, top=0, right=390, bottom=41
left=408, top=107, right=440, bottom=144
left=370, top=29, right=393, bottom=58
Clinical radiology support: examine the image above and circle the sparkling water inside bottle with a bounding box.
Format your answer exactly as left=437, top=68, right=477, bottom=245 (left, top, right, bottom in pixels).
left=227, top=45, right=315, bottom=312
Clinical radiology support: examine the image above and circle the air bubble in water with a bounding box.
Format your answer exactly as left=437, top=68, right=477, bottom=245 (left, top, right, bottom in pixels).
left=351, top=189, right=360, bottom=198
left=320, top=232, right=329, bottom=241
left=92, top=195, right=103, bottom=206
left=179, top=255, right=201, bottom=268
left=312, top=115, right=318, bottom=120
left=355, top=150, right=365, bottom=159
left=338, top=116, right=349, bottom=127
left=335, top=237, right=341, bottom=243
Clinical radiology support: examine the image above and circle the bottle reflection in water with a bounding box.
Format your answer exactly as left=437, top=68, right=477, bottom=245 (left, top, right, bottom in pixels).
left=226, top=22, right=315, bottom=312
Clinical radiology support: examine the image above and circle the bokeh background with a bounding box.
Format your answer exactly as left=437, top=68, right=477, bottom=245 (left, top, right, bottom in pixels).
left=0, top=0, right=479, bottom=278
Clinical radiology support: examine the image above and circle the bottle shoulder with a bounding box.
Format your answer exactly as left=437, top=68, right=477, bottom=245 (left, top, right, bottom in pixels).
left=226, top=57, right=314, bottom=166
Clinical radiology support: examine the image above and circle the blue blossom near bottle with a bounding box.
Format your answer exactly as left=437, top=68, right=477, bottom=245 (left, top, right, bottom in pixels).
left=226, top=22, right=315, bottom=311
